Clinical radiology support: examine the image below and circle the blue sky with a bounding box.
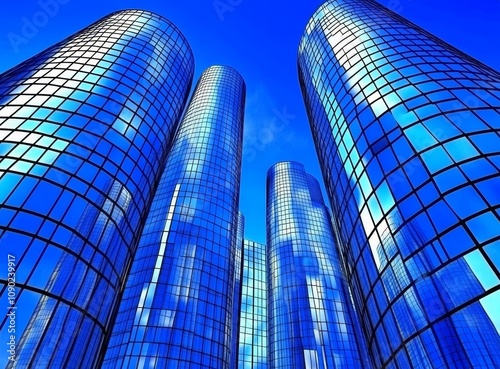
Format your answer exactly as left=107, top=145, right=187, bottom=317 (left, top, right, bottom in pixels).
left=1, top=0, right=499, bottom=244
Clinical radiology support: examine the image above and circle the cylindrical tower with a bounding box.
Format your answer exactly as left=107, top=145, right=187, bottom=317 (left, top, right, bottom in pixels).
left=298, top=1, right=500, bottom=367
left=266, top=161, right=370, bottom=369
left=0, top=9, right=194, bottom=368
left=102, top=65, right=246, bottom=369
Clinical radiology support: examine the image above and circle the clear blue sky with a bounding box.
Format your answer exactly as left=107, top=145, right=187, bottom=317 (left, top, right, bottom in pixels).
left=1, top=0, right=499, bottom=244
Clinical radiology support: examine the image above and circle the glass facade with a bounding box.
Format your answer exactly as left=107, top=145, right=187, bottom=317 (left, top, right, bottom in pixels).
left=102, top=65, right=246, bottom=369
left=238, top=239, right=268, bottom=369
left=266, top=161, right=370, bottom=369
left=230, top=213, right=245, bottom=369
left=298, top=1, right=500, bottom=368
left=0, top=10, right=193, bottom=368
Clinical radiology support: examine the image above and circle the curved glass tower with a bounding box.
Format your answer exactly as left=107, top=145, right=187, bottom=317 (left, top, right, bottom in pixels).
left=102, top=66, right=246, bottom=369
left=299, top=1, right=500, bottom=368
left=266, top=162, right=370, bottom=369
left=0, top=10, right=194, bottom=368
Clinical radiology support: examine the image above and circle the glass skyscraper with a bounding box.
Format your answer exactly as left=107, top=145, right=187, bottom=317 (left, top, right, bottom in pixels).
left=102, top=65, right=246, bottom=369
left=298, top=0, right=500, bottom=368
left=0, top=10, right=193, bottom=368
left=266, top=161, right=370, bottom=369
left=238, top=239, right=268, bottom=369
